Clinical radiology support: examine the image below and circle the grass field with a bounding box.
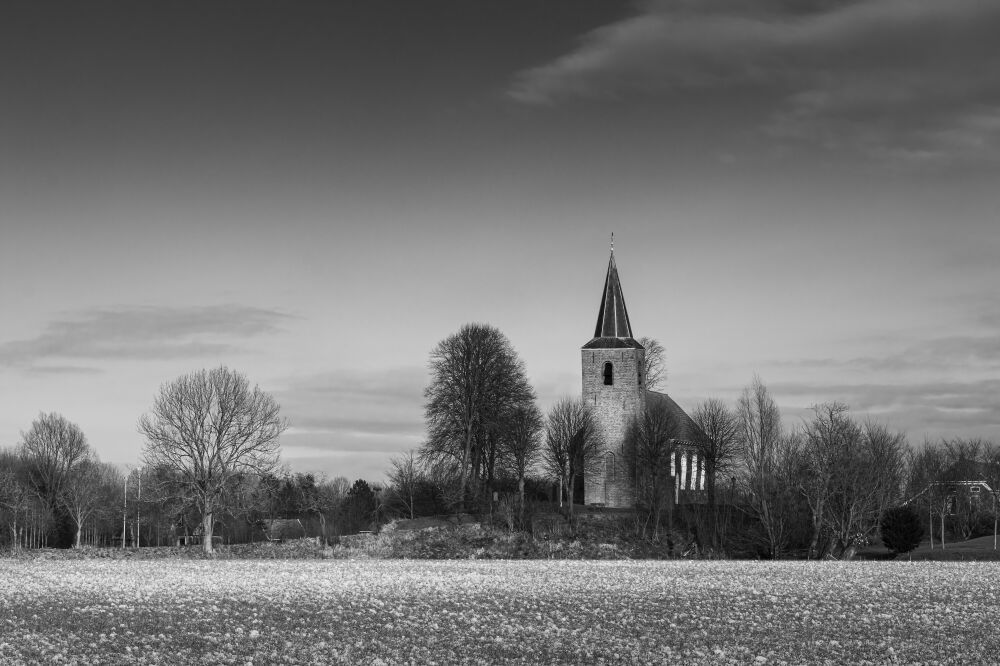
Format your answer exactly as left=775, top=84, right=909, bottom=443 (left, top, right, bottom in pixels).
left=2, top=558, right=999, bottom=665
left=905, top=535, right=1000, bottom=561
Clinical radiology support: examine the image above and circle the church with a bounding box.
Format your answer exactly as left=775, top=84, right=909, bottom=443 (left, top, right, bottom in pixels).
left=582, top=248, right=708, bottom=509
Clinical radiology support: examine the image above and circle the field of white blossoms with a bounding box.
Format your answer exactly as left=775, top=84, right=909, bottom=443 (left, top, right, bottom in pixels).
left=1, top=558, right=998, bottom=665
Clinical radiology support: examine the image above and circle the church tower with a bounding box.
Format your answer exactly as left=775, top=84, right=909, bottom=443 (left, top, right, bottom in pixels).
left=581, top=248, right=645, bottom=508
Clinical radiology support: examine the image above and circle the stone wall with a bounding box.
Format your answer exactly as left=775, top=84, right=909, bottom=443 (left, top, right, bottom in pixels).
left=581, top=346, right=645, bottom=508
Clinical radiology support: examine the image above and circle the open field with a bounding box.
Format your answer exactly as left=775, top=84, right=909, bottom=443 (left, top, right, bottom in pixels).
left=1, top=559, right=998, bottom=665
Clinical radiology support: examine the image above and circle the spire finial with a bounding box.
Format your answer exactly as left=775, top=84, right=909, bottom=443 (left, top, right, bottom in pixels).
left=611, top=233, right=614, bottom=254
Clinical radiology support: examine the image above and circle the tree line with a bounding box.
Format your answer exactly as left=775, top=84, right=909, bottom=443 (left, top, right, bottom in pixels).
left=409, top=323, right=1000, bottom=558
left=0, top=368, right=385, bottom=553
left=3, top=324, right=999, bottom=558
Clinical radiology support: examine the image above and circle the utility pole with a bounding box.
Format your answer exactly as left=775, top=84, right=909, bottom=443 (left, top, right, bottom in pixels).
left=122, top=472, right=128, bottom=550
left=135, top=471, right=141, bottom=548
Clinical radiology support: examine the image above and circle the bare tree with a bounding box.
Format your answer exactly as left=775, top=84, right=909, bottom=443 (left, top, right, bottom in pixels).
left=422, top=323, right=535, bottom=507
left=543, top=398, right=600, bottom=518
left=541, top=417, right=570, bottom=510
left=139, top=366, right=287, bottom=553
left=638, top=337, right=665, bottom=391
left=691, top=398, right=742, bottom=549
left=798, top=402, right=852, bottom=558
left=906, top=441, right=950, bottom=549
left=61, top=459, right=119, bottom=548
left=737, top=376, right=788, bottom=558
left=0, top=449, right=33, bottom=548
left=623, top=399, right=680, bottom=541
left=983, top=442, right=1000, bottom=550
left=387, top=451, right=422, bottom=520
left=819, top=416, right=872, bottom=559
left=862, top=420, right=907, bottom=541
left=18, top=412, right=91, bottom=525
left=501, top=403, right=543, bottom=518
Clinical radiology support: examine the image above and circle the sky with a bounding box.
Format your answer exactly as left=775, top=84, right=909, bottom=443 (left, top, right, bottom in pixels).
left=2, top=0, right=999, bottom=482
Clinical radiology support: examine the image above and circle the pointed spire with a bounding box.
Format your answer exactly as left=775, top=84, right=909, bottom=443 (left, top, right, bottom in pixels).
left=584, top=246, right=642, bottom=349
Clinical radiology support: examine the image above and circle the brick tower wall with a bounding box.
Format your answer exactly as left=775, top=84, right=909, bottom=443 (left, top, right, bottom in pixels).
left=581, top=346, right=645, bottom=508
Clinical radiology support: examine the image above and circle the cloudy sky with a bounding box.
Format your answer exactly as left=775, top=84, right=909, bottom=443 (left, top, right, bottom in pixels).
left=2, top=0, right=998, bottom=481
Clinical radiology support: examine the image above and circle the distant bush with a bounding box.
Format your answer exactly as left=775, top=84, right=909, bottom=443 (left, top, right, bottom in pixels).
left=881, top=506, right=924, bottom=554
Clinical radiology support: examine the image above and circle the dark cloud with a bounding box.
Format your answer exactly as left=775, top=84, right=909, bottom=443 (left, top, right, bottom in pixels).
left=509, top=0, right=1000, bottom=164
left=0, top=304, right=291, bottom=372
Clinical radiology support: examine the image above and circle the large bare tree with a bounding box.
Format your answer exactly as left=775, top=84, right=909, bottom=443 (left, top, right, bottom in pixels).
left=691, top=398, right=742, bottom=549
left=18, top=412, right=91, bottom=528
left=61, top=459, right=119, bottom=548
left=501, top=403, right=543, bottom=518
left=798, top=404, right=907, bottom=558
left=638, top=337, right=665, bottom=391
left=798, top=402, right=853, bottom=558
left=139, top=366, right=286, bottom=553
left=906, top=442, right=950, bottom=549
left=422, top=323, right=535, bottom=506
left=387, top=450, right=422, bottom=520
left=737, top=376, right=788, bottom=558
left=543, top=398, right=600, bottom=517
left=861, top=420, right=907, bottom=541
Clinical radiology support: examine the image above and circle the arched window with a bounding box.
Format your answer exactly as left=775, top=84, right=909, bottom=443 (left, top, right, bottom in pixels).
left=605, top=452, right=616, bottom=481
left=603, top=362, right=613, bottom=385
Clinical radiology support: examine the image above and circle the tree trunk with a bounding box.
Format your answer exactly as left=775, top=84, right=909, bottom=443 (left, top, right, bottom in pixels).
left=472, top=432, right=486, bottom=507
left=202, top=509, right=215, bottom=554
left=486, top=434, right=497, bottom=502
left=806, top=499, right=823, bottom=560
left=459, top=425, right=473, bottom=510
left=929, top=505, right=934, bottom=550
left=74, top=522, right=82, bottom=549
left=567, top=471, right=575, bottom=518
left=652, top=502, right=661, bottom=543
left=705, top=462, right=717, bottom=550
left=518, top=475, right=525, bottom=522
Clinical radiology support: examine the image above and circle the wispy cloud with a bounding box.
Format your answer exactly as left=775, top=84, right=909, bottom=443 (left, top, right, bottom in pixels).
left=772, top=378, right=1000, bottom=441
left=275, top=367, right=426, bottom=452
left=0, top=304, right=291, bottom=372
left=775, top=334, right=1000, bottom=374
left=509, top=0, right=1000, bottom=164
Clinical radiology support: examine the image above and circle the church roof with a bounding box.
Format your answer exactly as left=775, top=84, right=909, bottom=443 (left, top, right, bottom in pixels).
left=646, top=391, right=706, bottom=444
left=583, top=252, right=643, bottom=349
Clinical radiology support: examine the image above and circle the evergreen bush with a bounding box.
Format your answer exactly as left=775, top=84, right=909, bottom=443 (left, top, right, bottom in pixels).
left=880, top=506, right=924, bottom=554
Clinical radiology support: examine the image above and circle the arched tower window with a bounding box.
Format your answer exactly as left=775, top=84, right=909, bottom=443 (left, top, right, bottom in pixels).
left=605, top=452, right=616, bottom=481
left=603, top=362, right=613, bottom=385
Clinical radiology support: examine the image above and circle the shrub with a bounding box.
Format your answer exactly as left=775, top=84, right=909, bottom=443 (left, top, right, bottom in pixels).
left=881, top=506, right=924, bottom=554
